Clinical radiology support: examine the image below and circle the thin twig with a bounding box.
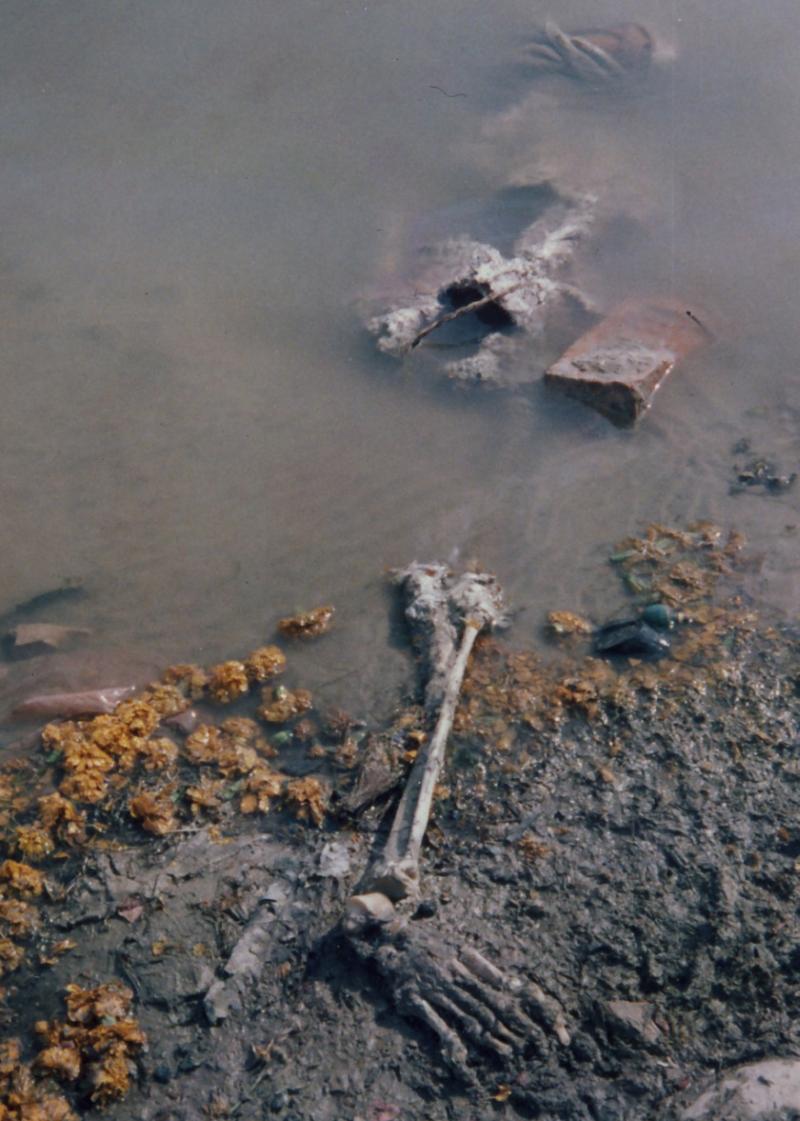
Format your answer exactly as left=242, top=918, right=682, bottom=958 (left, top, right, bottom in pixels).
left=409, top=283, right=523, bottom=350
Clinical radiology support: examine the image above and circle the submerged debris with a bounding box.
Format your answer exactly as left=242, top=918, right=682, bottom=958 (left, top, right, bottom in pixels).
left=277, top=605, right=335, bottom=639
left=523, top=21, right=655, bottom=85
left=0, top=528, right=793, bottom=1121
left=545, top=297, right=711, bottom=426
left=12, top=686, right=139, bottom=722
left=731, top=451, right=797, bottom=495
left=366, top=186, right=597, bottom=388
left=593, top=619, right=670, bottom=658
left=3, top=624, right=91, bottom=661
left=0, top=580, right=85, bottom=631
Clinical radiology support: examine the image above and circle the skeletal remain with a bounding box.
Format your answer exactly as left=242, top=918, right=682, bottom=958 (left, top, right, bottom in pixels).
left=523, top=20, right=654, bottom=84
left=365, top=564, right=507, bottom=902
left=344, top=893, right=571, bottom=1081
left=366, top=188, right=598, bottom=389
left=339, top=563, right=571, bottom=1079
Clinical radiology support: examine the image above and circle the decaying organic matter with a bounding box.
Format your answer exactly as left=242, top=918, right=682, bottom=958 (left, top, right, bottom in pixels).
left=366, top=186, right=598, bottom=388
left=363, top=15, right=698, bottom=426
left=522, top=21, right=656, bottom=85
left=340, top=566, right=578, bottom=1083
left=0, top=530, right=796, bottom=1120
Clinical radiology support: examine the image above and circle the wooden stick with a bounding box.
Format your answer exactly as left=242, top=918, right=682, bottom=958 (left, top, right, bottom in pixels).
left=409, top=283, right=523, bottom=351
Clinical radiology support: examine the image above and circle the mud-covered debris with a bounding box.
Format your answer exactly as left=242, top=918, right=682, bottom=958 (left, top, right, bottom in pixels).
left=37, top=794, right=87, bottom=847
left=603, top=1000, right=662, bottom=1048
left=731, top=452, right=797, bottom=496
left=4, top=624, right=91, bottom=659
left=321, top=707, right=356, bottom=742
left=680, top=1057, right=800, bottom=1120
left=318, top=840, right=351, bottom=879
left=0, top=578, right=84, bottom=624
left=292, top=718, right=316, bottom=745
left=278, top=605, right=335, bottom=639
left=545, top=298, right=710, bottom=426
left=338, top=732, right=401, bottom=815
left=365, top=187, right=597, bottom=389
left=185, top=776, right=225, bottom=816
left=12, top=685, right=138, bottom=721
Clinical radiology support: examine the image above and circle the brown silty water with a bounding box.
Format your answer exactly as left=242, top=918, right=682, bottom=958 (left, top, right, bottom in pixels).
left=0, top=0, right=798, bottom=746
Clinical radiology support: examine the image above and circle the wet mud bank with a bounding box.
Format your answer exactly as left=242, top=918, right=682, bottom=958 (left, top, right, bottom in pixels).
left=0, top=530, right=798, bottom=1121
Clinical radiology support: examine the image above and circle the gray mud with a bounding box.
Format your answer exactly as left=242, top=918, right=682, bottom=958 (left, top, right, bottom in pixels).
left=8, top=624, right=799, bottom=1121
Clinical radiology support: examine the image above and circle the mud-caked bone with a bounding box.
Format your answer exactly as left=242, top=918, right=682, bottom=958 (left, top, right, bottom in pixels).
left=365, top=565, right=508, bottom=903
left=341, top=564, right=571, bottom=1077
left=343, top=894, right=571, bottom=1080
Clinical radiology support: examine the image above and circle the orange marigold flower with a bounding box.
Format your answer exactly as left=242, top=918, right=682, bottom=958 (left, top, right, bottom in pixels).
left=207, top=661, right=249, bottom=704
left=41, top=722, right=80, bottom=751
left=128, top=790, right=177, bottom=836
left=0, top=898, right=39, bottom=937
left=0, top=1037, right=20, bottom=1074
left=113, top=699, right=160, bottom=738
left=220, top=717, right=260, bottom=743
left=61, top=740, right=115, bottom=776
left=29, top=1095, right=78, bottom=1120
left=162, top=663, right=209, bottom=699
left=87, top=1044, right=130, bottom=1106
left=244, top=646, right=287, bottom=683
left=65, top=981, right=133, bottom=1025
left=215, top=742, right=259, bottom=778
left=14, top=825, right=54, bottom=863
left=257, top=687, right=312, bottom=725
left=88, top=1019, right=146, bottom=1051
left=277, top=605, right=335, bottom=639
left=184, top=724, right=223, bottom=765
left=140, top=737, right=179, bottom=771
left=185, top=777, right=224, bottom=816
left=283, top=777, right=327, bottom=827
left=36, top=1045, right=81, bottom=1082
left=0, top=938, right=25, bottom=976
left=58, top=771, right=108, bottom=805
left=0, top=860, right=44, bottom=896
left=37, top=794, right=87, bottom=846
left=240, top=767, right=284, bottom=815
left=139, top=684, right=188, bottom=718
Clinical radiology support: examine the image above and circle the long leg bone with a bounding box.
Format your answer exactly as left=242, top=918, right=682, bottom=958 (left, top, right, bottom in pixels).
left=366, top=565, right=507, bottom=902
left=341, top=564, right=571, bottom=1080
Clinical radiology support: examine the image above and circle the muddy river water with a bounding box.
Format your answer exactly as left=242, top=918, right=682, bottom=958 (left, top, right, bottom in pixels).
left=1, top=0, right=798, bottom=737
